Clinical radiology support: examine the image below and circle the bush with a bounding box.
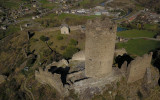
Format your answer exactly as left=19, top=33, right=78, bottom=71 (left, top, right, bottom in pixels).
left=137, top=90, right=143, bottom=99
left=26, top=58, right=36, bottom=67
left=69, top=39, right=78, bottom=46
left=31, top=38, right=39, bottom=42
left=40, top=35, right=49, bottom=42
left=60, top=46, right=67, bottom=50
left=48, top=41, right=53, bottom=46
left=42, top=49, right=52, bottom=57
left=63, top=46, right=79, bottom=59
left=57, top=35, right=63, bottom=40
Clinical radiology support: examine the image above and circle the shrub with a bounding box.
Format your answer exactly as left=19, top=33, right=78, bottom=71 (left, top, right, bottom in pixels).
left=26, top=58, right=36, bottom=67
left=57, top=35, right=63, bottom=40
left=31, top=38, right=39, bottom=42
left=48, top=41, right=53, bottom=46
left=69, top=39, right=78, bottom=46
left=63, top=46, right=79, bottom=59
left=42, top=49, right=52, bottom=57
left=60, top=46, right=67, bottom=50
left=137, top=90, right=143, bottom=99
left=40, top=35, right=49, bottom=42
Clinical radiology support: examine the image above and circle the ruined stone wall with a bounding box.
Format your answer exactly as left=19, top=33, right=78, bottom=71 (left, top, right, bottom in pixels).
left=85, top=18, right=117, bottom=78
left=35, top=65, right=69, bottom=97
left=127, top=53, right=153, bottom=83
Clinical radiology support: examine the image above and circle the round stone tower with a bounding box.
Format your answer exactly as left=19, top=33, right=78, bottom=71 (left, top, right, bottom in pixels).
left=85, top=18, right=117, bottom=78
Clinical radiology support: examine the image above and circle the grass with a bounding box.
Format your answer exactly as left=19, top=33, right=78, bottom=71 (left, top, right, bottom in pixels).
left=0, top=25, right=20, bottom=40
left=144, top=24, right=159, bottom=31
left=36, top=13, right=98, bottom=26
left=117, top=29, right=156, bottom=38
left=79, top=0, right=105, bottom=8
left=42, top=13, right=98, bottom=20
left=116, top=39, right=160, bottom=56
left=0, top=0, right=28, bottom=9
left=135, top=4, right=145, bottom=10
left=40, top=0, right=59, bottom=9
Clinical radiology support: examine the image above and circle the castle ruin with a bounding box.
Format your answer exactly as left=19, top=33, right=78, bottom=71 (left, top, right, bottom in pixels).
left=85, top=18, right=117, bottom=78
left=127, top=53, right=153, bottom=83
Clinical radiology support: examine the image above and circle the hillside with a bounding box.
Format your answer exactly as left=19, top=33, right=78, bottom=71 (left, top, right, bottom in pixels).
left=136, top=0, right=160, bottom=13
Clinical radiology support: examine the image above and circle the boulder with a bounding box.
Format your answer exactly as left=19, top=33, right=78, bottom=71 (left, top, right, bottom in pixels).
left=72, top=50, right=85, bottom=61
left=115, top=48, right=127, bottom=57
left=57, top=59, right=69, bottom=67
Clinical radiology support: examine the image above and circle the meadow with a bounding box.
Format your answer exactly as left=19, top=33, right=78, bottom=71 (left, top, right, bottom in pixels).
left=117, top=29, right=156, bottom=38
left=116, top=39, right=160, bottom=56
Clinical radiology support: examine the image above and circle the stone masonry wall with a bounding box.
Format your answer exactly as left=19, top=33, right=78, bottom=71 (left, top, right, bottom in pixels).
left=85, top=18, right=117, bottom=78
left=127, top=53, right=153, bottom=83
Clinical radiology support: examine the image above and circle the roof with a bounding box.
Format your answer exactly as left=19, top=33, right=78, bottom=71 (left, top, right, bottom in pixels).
left=61, top=24, right=69, bottom=28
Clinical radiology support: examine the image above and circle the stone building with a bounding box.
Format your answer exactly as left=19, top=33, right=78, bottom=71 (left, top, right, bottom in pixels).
left=61, top=24, right=70, bottom=34
left=85, top=18, right=117, bottom=78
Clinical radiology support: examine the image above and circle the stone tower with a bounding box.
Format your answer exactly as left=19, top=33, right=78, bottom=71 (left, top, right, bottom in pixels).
left=85, top=18, right=117, bottom=78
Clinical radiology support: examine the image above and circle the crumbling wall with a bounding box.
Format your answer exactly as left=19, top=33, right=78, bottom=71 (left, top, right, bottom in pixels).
left=35, top=65, right=69, bottom=97
left=85, top=18, right=117, bottom=78
left=127, top=53, right=153, bottom=83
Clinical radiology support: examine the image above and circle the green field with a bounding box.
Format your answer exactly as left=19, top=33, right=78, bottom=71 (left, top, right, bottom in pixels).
left=43, top=13, right=98, bottom=19
left=79, top=0, right=105, bottom=8
left=144, top=24, right=159, bottom=31
left=0, top=0, right=28, bottom=9
left=40, top=0, right=59, bottom=9
left=116, top=39, right=160, bottom=56
left=36, top=13, right=98, bottom=27
left=117, top=29, right=156, bottom=38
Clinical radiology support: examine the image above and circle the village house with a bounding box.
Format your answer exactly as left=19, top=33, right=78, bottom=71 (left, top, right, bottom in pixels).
left=60, top=24, right=70, bottom=34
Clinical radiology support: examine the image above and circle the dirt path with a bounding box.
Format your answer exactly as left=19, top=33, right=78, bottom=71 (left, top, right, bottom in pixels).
left=24, top=78, right=35, bottom=100
left=130, top=37, right=160, bottom=41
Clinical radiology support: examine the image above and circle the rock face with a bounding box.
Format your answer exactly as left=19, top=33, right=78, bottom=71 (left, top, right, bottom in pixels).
left=127, top=53, right=153, bottom=83
left=85, top=18, right=117, bottom=78
left=47, top=59, right=68, bottom=67
left=120, top=61, right=128, bottom=75
left=72, top=67, right=122, bottom=100
left=72, top=50, right=85, bottom=61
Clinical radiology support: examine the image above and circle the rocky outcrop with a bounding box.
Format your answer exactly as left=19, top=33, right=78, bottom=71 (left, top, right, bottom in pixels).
left=72, top=50, right=85, bottom=61
left=85, top=18, right=117, bottom=78
left=127, top=53, right=153, bottom=83
left=114, top=48, right=127, bottom=57
left=72, top=67, right=122, bottom=100
left=120, top=61, right=127, bottom=75
left=46, top=59, right=68, bottom=68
